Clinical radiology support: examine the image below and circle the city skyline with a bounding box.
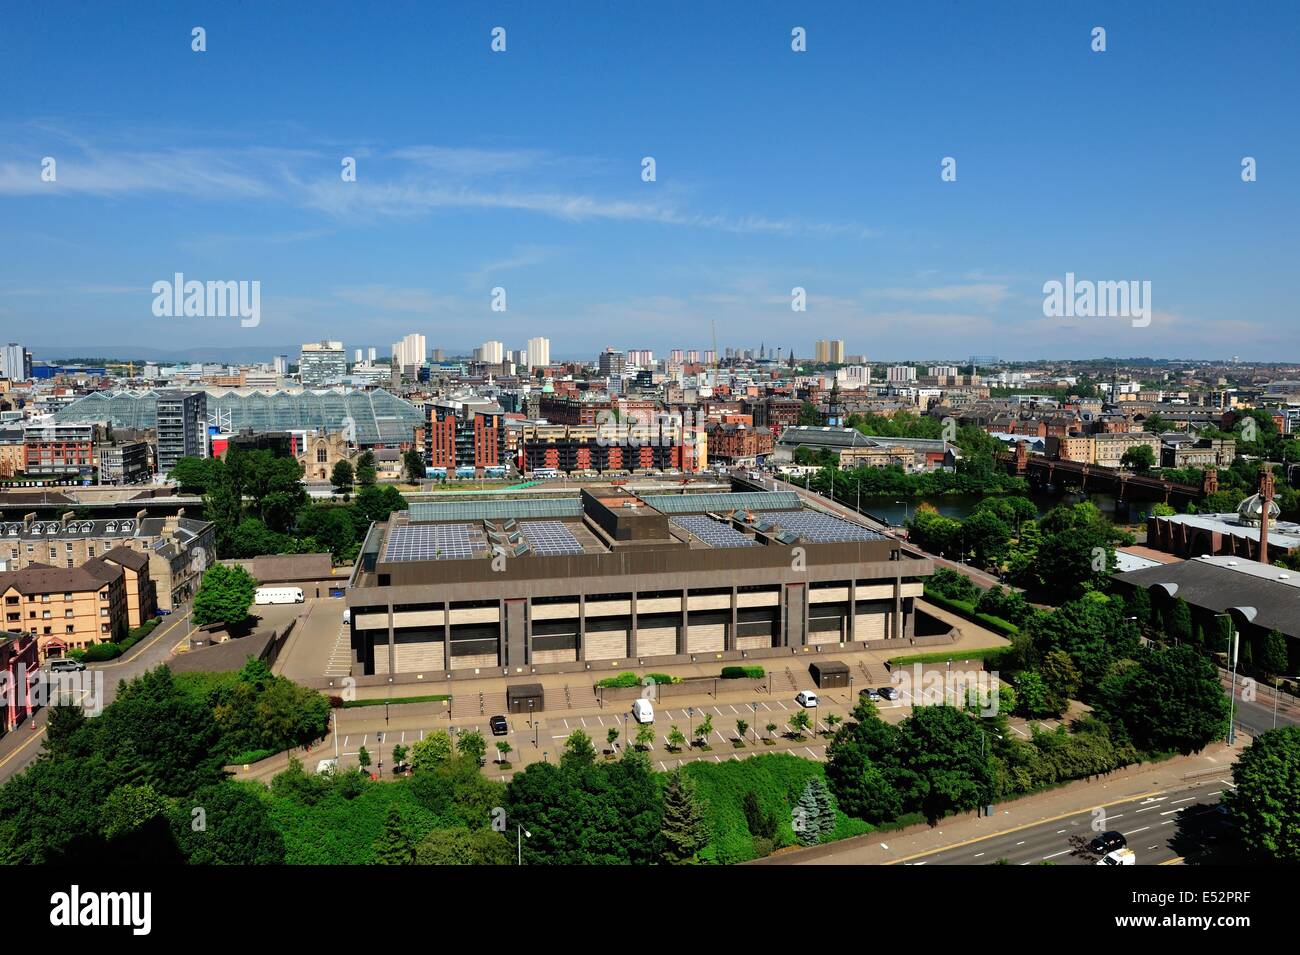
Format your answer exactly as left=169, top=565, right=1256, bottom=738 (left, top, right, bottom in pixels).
left=2, top=3, right=1296, bottom=360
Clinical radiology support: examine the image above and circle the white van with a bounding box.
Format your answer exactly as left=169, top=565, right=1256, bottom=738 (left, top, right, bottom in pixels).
left=255, top=586, right=305, bottom=605
left=631, top=698, right=654, bottom=724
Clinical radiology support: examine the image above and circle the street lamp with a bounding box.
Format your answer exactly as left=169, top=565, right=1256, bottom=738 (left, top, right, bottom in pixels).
left=895, top=500, right=909, bottom=526
left=516, top=824, right=532, bottom=865
left=376, top=731, right=384, bottom=777
left=1216, top=613, right=1239, bottom=745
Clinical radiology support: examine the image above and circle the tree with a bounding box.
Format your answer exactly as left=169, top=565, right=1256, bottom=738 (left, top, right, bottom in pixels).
left=415, top=826, right=512, bottom=865
left=1259, top=629, right=1289, bottom=683
left=793, top=777, right=835, bottom=846
left=169, top=782, right=286, bottom=864
left=1038, top=650, right=1081, bottom=718
left=191, top=564, right=257, bottom=628
left=100, top=783, right=167, bottom=841
left=765, top=722, right=778, bottom=741
left=410, top=731, right=453, bottom=771
left=357, top=746, right=371, bottom=772
left=735, top=718, right=749, bottom=744
left=391, top=743, right=409, bottom=769
left=694, top=713, right=713, bottom=748
left=41, top=702, right=87, bottom=757
left=330, top=460, right=354, bottom=494
left=1121, top=445, right=1156, bottom=473
left=457, top=730, right=487, bottom=767
left=824, top=713, right=842, bottom=736
left=355, top=451, right=377, bottom=487
left=1093, top=645, right=1230, bottom=754
left=635, top=723, right=655, bottom=752
left=495, top=741, right=512, bottom=766
left=373, top=805, right=415, bottom=864
left=788, top=709, right=812, bottom=739
left=826, top=703, right=903, bottom=823
left=667, top=726, right=687, bottom=752
left=893, top=705, right=994, bottom=824
left=1166, top=597, right=1194, bottom=644
left=403, top=449, right=425, bottom=483
left=743, top=790, right=778, bottom=841
left=1226, top=727, right=1300, bottom=863
left=561, top=729, right=596, bottom=767
left=169, top=456, right=216, bottom=493
left=606, top=726, right=620, bottom=752
left=659, top=769, right=710, bottom=863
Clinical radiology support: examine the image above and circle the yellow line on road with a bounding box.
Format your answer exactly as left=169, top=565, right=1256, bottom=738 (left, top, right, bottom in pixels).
left=1160, top=856, right=1184, bottom=865
left=884, top=789, right=1164, bottom=865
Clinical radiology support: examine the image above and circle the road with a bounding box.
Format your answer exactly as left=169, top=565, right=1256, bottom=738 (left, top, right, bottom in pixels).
left=892, top=781, right=1233, bottom=866
left=0, top=604, right=196, bottom=784
left=1222, top=670, right=1300, bottom=736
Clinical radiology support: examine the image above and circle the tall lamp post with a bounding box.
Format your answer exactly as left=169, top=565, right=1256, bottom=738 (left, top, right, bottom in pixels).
left=1216, top=613, right=1239, bottom=745
left=517, top=824, right=531, bottom=865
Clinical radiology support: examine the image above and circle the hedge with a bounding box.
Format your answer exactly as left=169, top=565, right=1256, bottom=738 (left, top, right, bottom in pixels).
left=595, top=672, right=679, bottom=688
left=720, top=666, right=765, bottom=679
left=922, top=589, right=1020, bottom=636
left=886, top=646, right=1015, bottom=669
left=340, top=695, right=451, bottom=708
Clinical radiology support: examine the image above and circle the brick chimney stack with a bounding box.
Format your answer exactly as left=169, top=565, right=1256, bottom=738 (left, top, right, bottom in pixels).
left=1258, top=466, right=1275, bottom=565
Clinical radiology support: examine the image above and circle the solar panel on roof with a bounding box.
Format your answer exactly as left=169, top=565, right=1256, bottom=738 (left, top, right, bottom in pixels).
left=383, top=523, right=490, bottom=561
left=519, top=521, right=584, bottom=556
left=766, top=510, right=885, bottom=543
left=672, top=515, right=758, bottom=548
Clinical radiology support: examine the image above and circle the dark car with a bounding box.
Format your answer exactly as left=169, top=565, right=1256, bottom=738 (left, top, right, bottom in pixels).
left=878, top=686, right=900, bottom=701
left=859, top=687, right=882, bottom=701
left=47, top=658, right=86, bottom=673
left=489, top=715, right=509, bottom=736
left=155, top=608, right=172, bottom=616
left=1089, top=831, right=1127, bottom=855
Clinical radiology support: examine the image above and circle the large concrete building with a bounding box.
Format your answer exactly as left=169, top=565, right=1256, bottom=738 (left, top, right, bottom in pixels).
left=345, top=486, right=934, bottom=679
left=299, top=341, right=347, bottom=387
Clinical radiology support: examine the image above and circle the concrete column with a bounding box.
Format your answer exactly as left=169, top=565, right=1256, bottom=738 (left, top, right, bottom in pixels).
left=727, top=587, right=737, bottom=652
left=442, top=602, right=451, bottom=671
left=892, top=575, right=903, bottom=640
left=578, top=594, right=586, bottom=662
left=629, top=590, right=638, bottom=659
left=386, top=604, right=396, bottom=676
left=848, top=579, right=857, bottom=642
left=679, top=588, right=688, bottom=655
left=504, top=598, right=527, bottom=668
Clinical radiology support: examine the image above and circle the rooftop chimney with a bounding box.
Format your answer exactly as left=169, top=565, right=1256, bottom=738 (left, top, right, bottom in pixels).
left=1258, top=466, right=1275, bottom=566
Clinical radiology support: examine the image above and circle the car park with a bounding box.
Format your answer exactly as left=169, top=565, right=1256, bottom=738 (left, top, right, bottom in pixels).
left=860, top=687, right=882, bottom=701
left=489, top=715, right=509, bottom=736
left=795, top=690, right=819, bottom=707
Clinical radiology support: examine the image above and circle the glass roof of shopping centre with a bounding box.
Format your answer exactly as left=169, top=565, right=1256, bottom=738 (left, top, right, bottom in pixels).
left=408, top=498, right=584, bottom=522
left=55, top=389, right=423, bottom=445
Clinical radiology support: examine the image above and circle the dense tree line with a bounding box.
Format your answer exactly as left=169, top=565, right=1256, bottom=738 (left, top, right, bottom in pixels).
left=171, top=451, right=406, bottom=562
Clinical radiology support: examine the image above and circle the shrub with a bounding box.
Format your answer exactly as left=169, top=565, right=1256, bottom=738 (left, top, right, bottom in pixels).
left=720, top=666, right=765, bottom=679
left=82, top=642, right=123, bottom=662
left=596, top=672, right=641, bottom=688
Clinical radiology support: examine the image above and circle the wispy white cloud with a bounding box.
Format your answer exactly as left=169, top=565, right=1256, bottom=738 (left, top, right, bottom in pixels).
left=0, top=130, right=872, bottom=239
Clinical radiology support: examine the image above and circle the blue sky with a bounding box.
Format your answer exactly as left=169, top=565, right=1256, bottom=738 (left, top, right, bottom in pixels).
left=1, top=1, right=1297, bottom=362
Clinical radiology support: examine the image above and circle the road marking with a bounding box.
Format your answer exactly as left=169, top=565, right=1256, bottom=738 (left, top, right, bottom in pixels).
left=1041, top=849, right=1071, bottom=860
left=884, top=790, right=1165, bottom=865
left=804, top=747, right=818, bottom=759
left=1160, top=809, right=1182, bottom=816
left=1123, top=826, right=1150, bottom=836
left=1171, top=796, right=1196, bottom=804
left=1160, top=856, right=1184, bottom=865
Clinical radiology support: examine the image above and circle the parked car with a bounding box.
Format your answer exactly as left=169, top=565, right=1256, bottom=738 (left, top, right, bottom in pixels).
left=795, top=690, right=819, bottom=708
left=1088, top=831, right=1127, bottom=855
left=155, top=608, right=172, bottom=616
left=860, top=687, right=882, bottom=701
left=489, top=715, right=509, bottom=736
left=631, top=698, right=655, bottom=724
left=878, top=686, right=900, bottom=701
left=47, top=658, right=86, bottom=673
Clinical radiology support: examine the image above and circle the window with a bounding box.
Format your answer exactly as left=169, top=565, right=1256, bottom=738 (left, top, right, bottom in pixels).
left=65, top=625, right=74, bottom=634
left=42, top=611, right=50, bottom=619
left=99, top=591, right=108, bottom=600
left=100, top=608, right=109, bottom=616
left=317, top=448, right=328, bottom=463
left=100, top=624, right=110, bottom=634
left=64, top=610, right=72, bottom=618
